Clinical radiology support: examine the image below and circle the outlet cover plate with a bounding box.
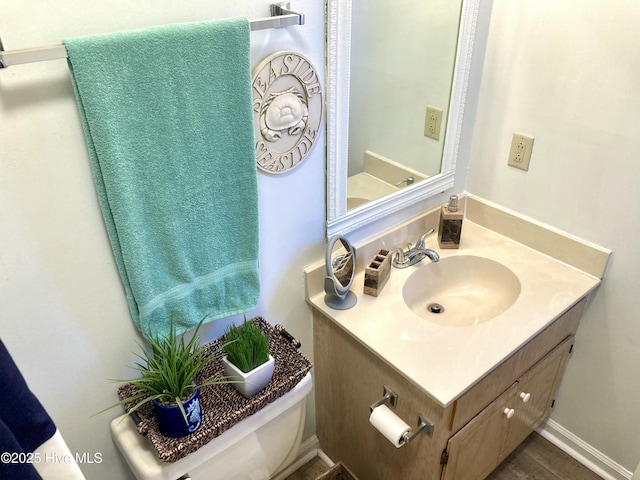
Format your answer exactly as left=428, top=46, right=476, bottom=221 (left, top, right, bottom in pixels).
left=424, top=106, right=443, bottom=140
left=508, top=133, right=534, bottom=171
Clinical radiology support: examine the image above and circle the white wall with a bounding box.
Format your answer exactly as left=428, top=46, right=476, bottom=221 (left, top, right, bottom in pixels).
left=467, top=0, right=640, bottom=472
left=0, top=1, right=325, bottom=479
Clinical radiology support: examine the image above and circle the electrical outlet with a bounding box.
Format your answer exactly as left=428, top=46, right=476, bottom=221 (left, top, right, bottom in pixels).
left=424, top=106, right=443, bottom=140
left=507, top=133, right=534, bottom=171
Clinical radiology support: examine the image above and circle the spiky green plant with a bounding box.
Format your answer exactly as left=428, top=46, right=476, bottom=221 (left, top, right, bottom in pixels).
left=224, top=319, right=270, bottom=373
left=100, top=320, right=229, bottom=425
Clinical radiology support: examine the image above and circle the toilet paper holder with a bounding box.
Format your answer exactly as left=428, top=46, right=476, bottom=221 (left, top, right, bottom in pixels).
left=370, top=385, right=435, bottom=443
left=370, top=385, right=399, bottom=411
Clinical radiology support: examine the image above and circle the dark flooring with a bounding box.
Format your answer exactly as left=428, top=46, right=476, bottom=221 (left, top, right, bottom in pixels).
left=285, top=432, right=603, bottom=480
left=486, top=433, right=603, bottom=480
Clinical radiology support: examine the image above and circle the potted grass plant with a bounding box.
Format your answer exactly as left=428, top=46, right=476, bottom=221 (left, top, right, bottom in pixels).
left=103, top=321, right=228, bottom=438
left=222, top=319, right=274, bottom=398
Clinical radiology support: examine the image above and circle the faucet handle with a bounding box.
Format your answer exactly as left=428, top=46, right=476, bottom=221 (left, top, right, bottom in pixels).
left=392, top=247, right=406, bottom=262
left=416, top=229, right=436, bottom=249
left=391, top=247, right=407, bottom=267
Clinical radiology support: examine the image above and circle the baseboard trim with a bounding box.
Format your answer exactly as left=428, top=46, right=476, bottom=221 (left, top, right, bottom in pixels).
left=537, top=419, right=633, bottom=480
left=317, top=448, right=334, bottom=468
left=272, top=435, right=321, bottom=480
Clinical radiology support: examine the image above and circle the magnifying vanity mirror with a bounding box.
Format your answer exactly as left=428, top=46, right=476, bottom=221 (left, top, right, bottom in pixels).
left=326, top=0, right=481, bottom=237
left=324, top=236, right=357, bottom=310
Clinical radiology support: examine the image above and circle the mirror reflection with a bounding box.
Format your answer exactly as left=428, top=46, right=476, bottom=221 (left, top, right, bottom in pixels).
left=346, top=0, right=464, bottom=210
left=330, top=238, right=354, bottom=288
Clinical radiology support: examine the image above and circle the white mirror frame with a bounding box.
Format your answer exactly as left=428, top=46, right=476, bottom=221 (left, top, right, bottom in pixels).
left=326, top=0, right=480, bottom=237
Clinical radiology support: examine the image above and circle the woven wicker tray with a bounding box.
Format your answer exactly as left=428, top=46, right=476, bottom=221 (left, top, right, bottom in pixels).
left=117, top=317, right=312, bottom=463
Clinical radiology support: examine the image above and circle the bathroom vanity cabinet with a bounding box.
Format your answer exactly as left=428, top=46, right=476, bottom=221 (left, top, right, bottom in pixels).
left=313, top=297, right=586, bottom=480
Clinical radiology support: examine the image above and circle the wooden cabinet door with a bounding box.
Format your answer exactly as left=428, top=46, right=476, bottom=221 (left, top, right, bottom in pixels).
left=442, top=336, right=574, bottom=480
left=441, top=382, right=519, bottom=480
left=500, top=336, right=573, bottom=459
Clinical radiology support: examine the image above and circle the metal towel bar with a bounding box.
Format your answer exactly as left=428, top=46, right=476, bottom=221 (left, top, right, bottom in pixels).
left=0, top=2, right=304, bottom=69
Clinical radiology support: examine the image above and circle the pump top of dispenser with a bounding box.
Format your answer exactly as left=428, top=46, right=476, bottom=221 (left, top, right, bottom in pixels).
left=447, top=195, right=459, bottom=212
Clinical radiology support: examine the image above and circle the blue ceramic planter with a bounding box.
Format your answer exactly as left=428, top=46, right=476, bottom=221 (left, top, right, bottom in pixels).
left=152, top=388, right=202, bottom=438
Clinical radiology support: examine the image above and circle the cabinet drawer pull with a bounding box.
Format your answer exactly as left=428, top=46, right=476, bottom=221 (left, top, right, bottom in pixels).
left=503, top=408, right=515, bottom=419
left=519, top=392, right=531, bottom=403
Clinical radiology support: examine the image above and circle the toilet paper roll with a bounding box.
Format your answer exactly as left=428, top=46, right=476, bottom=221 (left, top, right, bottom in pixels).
left=369, top=404, right=411, bottom=448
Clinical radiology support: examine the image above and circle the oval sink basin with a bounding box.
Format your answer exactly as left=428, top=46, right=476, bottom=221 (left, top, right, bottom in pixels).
left=347, top=197, right=370, bottom=209
left=402, top=255, right=521, bottom=327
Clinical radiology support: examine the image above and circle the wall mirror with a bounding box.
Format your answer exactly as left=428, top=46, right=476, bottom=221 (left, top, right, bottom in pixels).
left=326, top=0, right=480, bottom=237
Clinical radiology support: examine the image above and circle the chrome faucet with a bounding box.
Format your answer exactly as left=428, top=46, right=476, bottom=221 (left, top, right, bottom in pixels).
left=394, top=176, right=415, bottom=187
left=391, top=229, right=440, bottom=269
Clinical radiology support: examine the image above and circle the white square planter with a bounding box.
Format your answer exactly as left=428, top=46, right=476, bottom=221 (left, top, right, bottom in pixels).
left=222, top=355, right=275, bottom=398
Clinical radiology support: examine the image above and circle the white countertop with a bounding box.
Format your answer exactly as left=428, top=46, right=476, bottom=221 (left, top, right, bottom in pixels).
left=307, top=221, right=601, bottom=407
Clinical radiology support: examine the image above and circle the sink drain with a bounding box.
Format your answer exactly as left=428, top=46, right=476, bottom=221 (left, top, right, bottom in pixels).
left=427, top=303, right=444, bottom=314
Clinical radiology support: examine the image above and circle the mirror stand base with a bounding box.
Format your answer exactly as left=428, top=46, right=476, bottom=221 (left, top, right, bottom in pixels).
left=324, top=291, right=357, bottom=310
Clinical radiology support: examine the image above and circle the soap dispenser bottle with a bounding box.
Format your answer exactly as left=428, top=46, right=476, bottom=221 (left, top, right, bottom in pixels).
left=438, top=195, right=463, bottom=249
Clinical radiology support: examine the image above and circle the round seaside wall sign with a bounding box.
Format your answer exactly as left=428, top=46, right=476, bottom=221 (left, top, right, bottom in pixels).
left=251, top=51, right=323, bottom=174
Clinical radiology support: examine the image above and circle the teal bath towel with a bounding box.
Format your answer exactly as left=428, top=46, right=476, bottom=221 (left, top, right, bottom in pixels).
left=64, top=18, right=259, bottom=338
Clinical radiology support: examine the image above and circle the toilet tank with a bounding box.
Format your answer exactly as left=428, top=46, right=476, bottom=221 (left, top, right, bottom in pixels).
left=111, top=373, right=312, bottom=480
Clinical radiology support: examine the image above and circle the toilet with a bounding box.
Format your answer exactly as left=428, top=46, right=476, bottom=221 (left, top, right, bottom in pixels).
left=110, top=372, right=312, bottom=480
